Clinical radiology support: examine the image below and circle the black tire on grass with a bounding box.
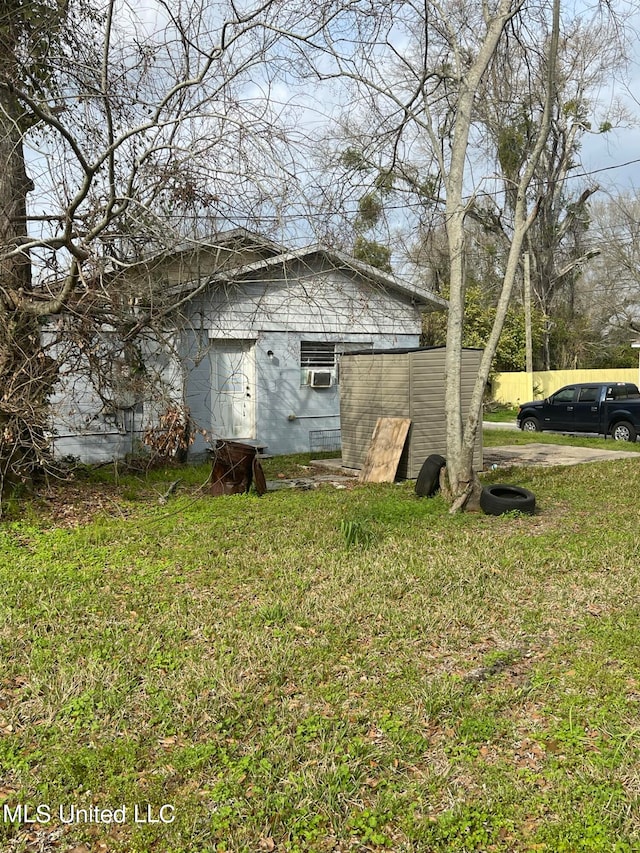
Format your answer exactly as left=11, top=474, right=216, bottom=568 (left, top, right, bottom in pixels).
left=480, top=484, right=536, bottom=516
left=415, top=454, right=446, bottom=497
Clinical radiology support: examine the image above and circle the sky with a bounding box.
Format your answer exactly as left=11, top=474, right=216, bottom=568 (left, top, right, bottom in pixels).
left=20, top=0, right=640, bottom=255
left=575, top=1, right=640, bottom=197
left=581, top=102, right=640, bottom=197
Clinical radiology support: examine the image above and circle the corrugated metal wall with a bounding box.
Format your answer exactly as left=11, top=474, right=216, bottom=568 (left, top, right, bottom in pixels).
left=340, top=347, right=483, bottom=478
left=405, top=348, right=446, bottom=477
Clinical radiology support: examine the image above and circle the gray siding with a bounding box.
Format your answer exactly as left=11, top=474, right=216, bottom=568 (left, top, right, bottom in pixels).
left=181, top=327, right=213, bottom=456
left=184, top=330, right=420, bottom=457
left=48, top=253, right=434, bottom=463
left=190, top=262, right=423, bottom=340
left=179, top=257, right=425, bottom=456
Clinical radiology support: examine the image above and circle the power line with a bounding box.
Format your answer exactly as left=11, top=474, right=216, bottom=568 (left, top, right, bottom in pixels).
left=575, top=157, right=640, bottom=179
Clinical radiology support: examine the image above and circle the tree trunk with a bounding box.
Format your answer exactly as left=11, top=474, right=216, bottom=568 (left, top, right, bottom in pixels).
left=443, top=0, right=518, bottom=510
left=0, top=82, right=56, bottom=500
left=444, top=205, right=477, bottom=500
left=445, top=0, right=561, bottom=510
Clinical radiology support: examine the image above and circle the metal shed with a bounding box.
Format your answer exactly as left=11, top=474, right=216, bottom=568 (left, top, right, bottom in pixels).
left=339, top=346, right=483, bottom=478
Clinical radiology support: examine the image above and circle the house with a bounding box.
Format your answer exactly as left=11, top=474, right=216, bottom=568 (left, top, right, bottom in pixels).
left=178, top=244, right=446, bottom=457
left=49, top=232, right=446, bottom=461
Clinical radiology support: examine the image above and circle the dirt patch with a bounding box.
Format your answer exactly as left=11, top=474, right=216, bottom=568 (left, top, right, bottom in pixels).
left=24, top=445, right=636, bottom=529
left=267, top=465, right=358, bottom=492
left=34, top=482, right=134, bottom=528
left=312, top=446, right=639, bottom=479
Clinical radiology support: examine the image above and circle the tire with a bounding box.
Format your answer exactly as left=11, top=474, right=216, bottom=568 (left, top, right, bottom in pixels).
left=520, top=417, right=540, bottom=433
left=415, top=454, right=446, bottom=497
left=610, top=421, right=637, bottom=442
left=480, top=483, right=536, bottom=516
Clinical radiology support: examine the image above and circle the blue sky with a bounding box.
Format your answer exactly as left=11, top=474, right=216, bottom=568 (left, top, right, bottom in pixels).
left=581, top=113, right=640, bottom=195
left=580, top=3, right=640, bottom=196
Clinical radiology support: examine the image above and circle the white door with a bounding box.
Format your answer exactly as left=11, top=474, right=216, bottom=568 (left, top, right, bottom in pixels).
left=210, top=340, right=256, bottom=439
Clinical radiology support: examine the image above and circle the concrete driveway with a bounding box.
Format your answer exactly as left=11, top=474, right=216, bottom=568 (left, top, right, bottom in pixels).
left=484, top=442, right=640, bottom=469
left=312, top=427, right=640, bottom=478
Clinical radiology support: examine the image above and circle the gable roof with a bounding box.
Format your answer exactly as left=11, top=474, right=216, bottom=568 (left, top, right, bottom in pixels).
left=161, top=227, right=285, bottom=262
left=206, top=244, right=447, bottom=311
left=118, top=227, right=285, bottom=277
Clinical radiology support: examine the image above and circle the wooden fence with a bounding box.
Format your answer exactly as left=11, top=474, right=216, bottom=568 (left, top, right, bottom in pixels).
left=491, top=368, right=640, bottom=406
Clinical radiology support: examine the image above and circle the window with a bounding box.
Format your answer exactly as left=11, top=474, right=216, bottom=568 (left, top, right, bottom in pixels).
left=606, top=385, right=639, bottom=400
left=301, top=342, right=335, bottom=388
left=578, top=387, right=599, bottom=403
left=552, top=387, right=576, bottom=404
left=300, top=341, right=336, bottom=369
left=300, top=341, right=373, bottom=386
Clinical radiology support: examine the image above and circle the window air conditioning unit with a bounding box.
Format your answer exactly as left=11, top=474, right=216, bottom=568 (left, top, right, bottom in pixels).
left=308, top=369, right=334, bottom=388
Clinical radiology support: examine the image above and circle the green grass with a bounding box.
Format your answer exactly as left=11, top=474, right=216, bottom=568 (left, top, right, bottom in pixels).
left=484, top=426, right=640, bottom=452
left=483, top=406, right=519, bottom=422
left=0, top=451, right=639, bottom=851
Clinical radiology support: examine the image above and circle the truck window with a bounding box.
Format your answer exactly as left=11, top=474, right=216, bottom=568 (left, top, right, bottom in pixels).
left=606, top=385, right=636, bottom=400
left=578, top=387, right=599, bottom=403
left=553, top=387, right=576, bottom=404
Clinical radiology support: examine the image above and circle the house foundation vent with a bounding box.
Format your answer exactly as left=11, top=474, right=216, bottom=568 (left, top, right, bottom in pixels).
left=309, top=429, right=341, bottom=453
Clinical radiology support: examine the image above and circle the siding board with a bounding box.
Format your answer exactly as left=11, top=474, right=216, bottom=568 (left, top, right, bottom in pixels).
left=195, top=267, right=422, bottom=339
left=340, top=347, right=483, bottom=477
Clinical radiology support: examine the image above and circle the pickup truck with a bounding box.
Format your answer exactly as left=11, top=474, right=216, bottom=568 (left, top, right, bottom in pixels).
left=517, top=382, right=640, bottom=441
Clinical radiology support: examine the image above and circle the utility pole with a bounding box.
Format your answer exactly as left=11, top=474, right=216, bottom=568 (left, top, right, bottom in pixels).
left=523, top=252, right=534, bottom=399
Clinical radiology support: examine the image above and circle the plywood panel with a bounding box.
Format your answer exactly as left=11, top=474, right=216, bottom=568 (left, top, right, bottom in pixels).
left=359, top=417, right=411, bottom=483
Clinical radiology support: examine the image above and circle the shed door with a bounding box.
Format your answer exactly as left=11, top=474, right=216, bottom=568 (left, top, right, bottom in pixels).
left=210, top=340, right=256, bottom=439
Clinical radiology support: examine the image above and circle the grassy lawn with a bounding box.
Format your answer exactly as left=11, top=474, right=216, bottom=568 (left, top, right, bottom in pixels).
left=484, top=427, right=640, bottom=452
left=483, top=407, right=519, bottom=423
left=0, top=445, right=639, bottom=852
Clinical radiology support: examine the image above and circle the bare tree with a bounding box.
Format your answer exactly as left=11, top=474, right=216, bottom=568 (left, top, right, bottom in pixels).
left=0, top=0, right=309, bottom=501
left=286, top=0, right=561, bottom=508
left=483, top=14, right=629, bottom=369
left=410, top=11, right=625, bottom=372
left=291, top=0, right=635, bottom=509
left=580, top=194, right=640, bottom=344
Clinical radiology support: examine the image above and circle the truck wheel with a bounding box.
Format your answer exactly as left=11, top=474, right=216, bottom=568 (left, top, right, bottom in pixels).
left=415, top=454, right=446, bottom=497
left=520, top=417, right=540, bottom=432
left=480, top=484, right=536, bottom=516
left=611, top=421, right=637, bottom=442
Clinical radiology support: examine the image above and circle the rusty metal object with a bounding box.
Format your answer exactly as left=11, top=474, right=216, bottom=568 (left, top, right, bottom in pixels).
left=209, top=440, right=267, bottom=496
